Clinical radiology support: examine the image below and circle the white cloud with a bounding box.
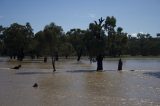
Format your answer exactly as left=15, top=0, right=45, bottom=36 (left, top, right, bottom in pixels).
left=131, top=33, right=137, bottom=37
left=131, top=32, right=148, bottom=37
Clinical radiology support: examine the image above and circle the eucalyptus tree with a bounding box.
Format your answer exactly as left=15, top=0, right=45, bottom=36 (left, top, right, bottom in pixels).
left=105, top=16, right=127, bottom=57
left=115, top=27, right=128, bottom=56
left=104, top=16, right=117, bottom=57
left=66, top=28, right=85, bottom=61
left=85, top=17, right=106, bottom=71
left=43, top=22, right=63, bottom=71
left=3, top=23, right=34, bottom=60
left=34, top=31, right=47, bottom=58
left=59, top=42, right=75, bottom=59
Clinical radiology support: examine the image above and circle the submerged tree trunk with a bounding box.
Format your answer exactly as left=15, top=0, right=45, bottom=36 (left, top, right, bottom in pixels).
left=44, top=56, right=47, bottom=63
left=65, top=55, right=68, bottom=59
left=55, top=52, right=59, bottom=61
left=77, top=49, right=82, bottom=61
left=51, top=56, right=56, bottom=72
left=118, top=58, right=123, bottom=70
left=96, top=55, right=103, bottom=71
left=77, top=54, right=81, bottom=61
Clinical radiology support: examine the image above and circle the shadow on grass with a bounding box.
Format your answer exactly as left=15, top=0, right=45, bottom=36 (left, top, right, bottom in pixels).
left=16, top=71, right=53, bottom=75
left=143, top=72, right=160, bottom=79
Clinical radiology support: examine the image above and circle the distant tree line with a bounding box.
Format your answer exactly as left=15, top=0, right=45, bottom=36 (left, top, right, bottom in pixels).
left=0, top=16, right=160, bottom=71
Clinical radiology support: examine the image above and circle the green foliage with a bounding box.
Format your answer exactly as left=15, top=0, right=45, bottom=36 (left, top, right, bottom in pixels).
left=3, top=23, right=33, bottom=59
left=66, top=28, right=85, bottom=60
left=43, top=22, right=63, bottom=55
left=59, top=42, right=75, bottom=58
left=104, top=16, right=128, bottom=57
left=0, top=16, right=160, bottom=59
left=85, top=19, right=106, bottom=57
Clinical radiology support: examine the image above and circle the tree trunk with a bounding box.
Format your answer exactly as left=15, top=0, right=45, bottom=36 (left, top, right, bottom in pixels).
left=55, top=52, right=59, bottom=61
left=44, top=56, right=47, bottom=63
left=77, top=49, right=82, bottom=61
left=96, top=55, right=103, bottom=71
left=118, top=58, right=122, bottom=70
left=51, top=56, right=56, bottom=72
left=77, top=54, right=81, bottom=61
left=65, top=55, right=68, bottom=59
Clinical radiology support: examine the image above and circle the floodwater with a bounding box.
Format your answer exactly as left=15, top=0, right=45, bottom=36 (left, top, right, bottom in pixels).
left=0, top=57, right=160, bottom=106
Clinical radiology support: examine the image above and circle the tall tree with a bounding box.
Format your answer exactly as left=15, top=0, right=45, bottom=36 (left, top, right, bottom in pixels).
left=34, top=31, right=48, bottom=58
left=3, top=23, right=33, bottom=60
left=105, top=16, right=127, bottom=57
left=104, top=16, right=117, bottom=57
left=115, top=27, right=128, bottom=56
left=43, top=22, right=63, bottom=72
left=85, top=17, right=106, bottom=71
left=66, top=28, right=85, bottom=61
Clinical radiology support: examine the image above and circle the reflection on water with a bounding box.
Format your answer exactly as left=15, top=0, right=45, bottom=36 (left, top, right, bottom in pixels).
left=0, top=57, right=160, bottom=106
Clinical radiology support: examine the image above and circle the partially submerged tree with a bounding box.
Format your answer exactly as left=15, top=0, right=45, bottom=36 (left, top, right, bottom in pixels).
left=66, top=28, right=85, bottom=61
left=43, top=22, right=63, bottom=72
left=85, top=17, right=106, bottom=71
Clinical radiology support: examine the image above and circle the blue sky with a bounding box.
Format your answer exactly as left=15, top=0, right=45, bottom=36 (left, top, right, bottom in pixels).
left=0, top=0, right=160, bottom=36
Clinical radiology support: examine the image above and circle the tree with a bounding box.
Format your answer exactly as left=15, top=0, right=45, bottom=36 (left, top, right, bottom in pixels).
left=0, top=25, right=5, bottom=55
left=115, top=27, right=128, bottom=56
left=85, top=17, right=106, bottom=71
left=3, top=23, right=34, bottom=60
left=43, top=22, right=63, bottom=72
left=157, top=33, right=160, bottom=38
left=104, top=16, right=117, bottom=57
left=104, top=16, right=127, bottom=57
left=66, top=28, right=85, bottom=61
left=128, top=36, right=140, bottom=56
left=59, top=42, right=75, bottom=59
left=137, top=33, right=151, bottom=56
left=34, top=31, right=48, bottom=58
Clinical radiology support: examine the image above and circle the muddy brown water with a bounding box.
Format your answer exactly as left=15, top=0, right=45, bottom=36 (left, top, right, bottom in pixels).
left=0, top=57, right=160, bottom=106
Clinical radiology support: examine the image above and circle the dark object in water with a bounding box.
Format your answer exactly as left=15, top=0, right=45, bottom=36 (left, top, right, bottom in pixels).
left=118, top=59, right=123, bottom=71
left=11, top=65, right=21, bottom=69
left=44, top=57, right=47, bottom=63
left=130, top=70, right=135, bottom=71
left=33, top=83, right=38, bottom=88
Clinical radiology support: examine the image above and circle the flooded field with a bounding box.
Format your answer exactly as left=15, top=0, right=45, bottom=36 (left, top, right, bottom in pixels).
left=0, top=57, right=160, bottom=106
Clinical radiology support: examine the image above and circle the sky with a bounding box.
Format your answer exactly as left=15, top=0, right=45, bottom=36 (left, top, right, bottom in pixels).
left=0, top=0, right=160, bottom=36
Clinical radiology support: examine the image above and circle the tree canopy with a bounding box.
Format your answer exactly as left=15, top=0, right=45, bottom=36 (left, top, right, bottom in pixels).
left=0, top=16, right=160, bottom=61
